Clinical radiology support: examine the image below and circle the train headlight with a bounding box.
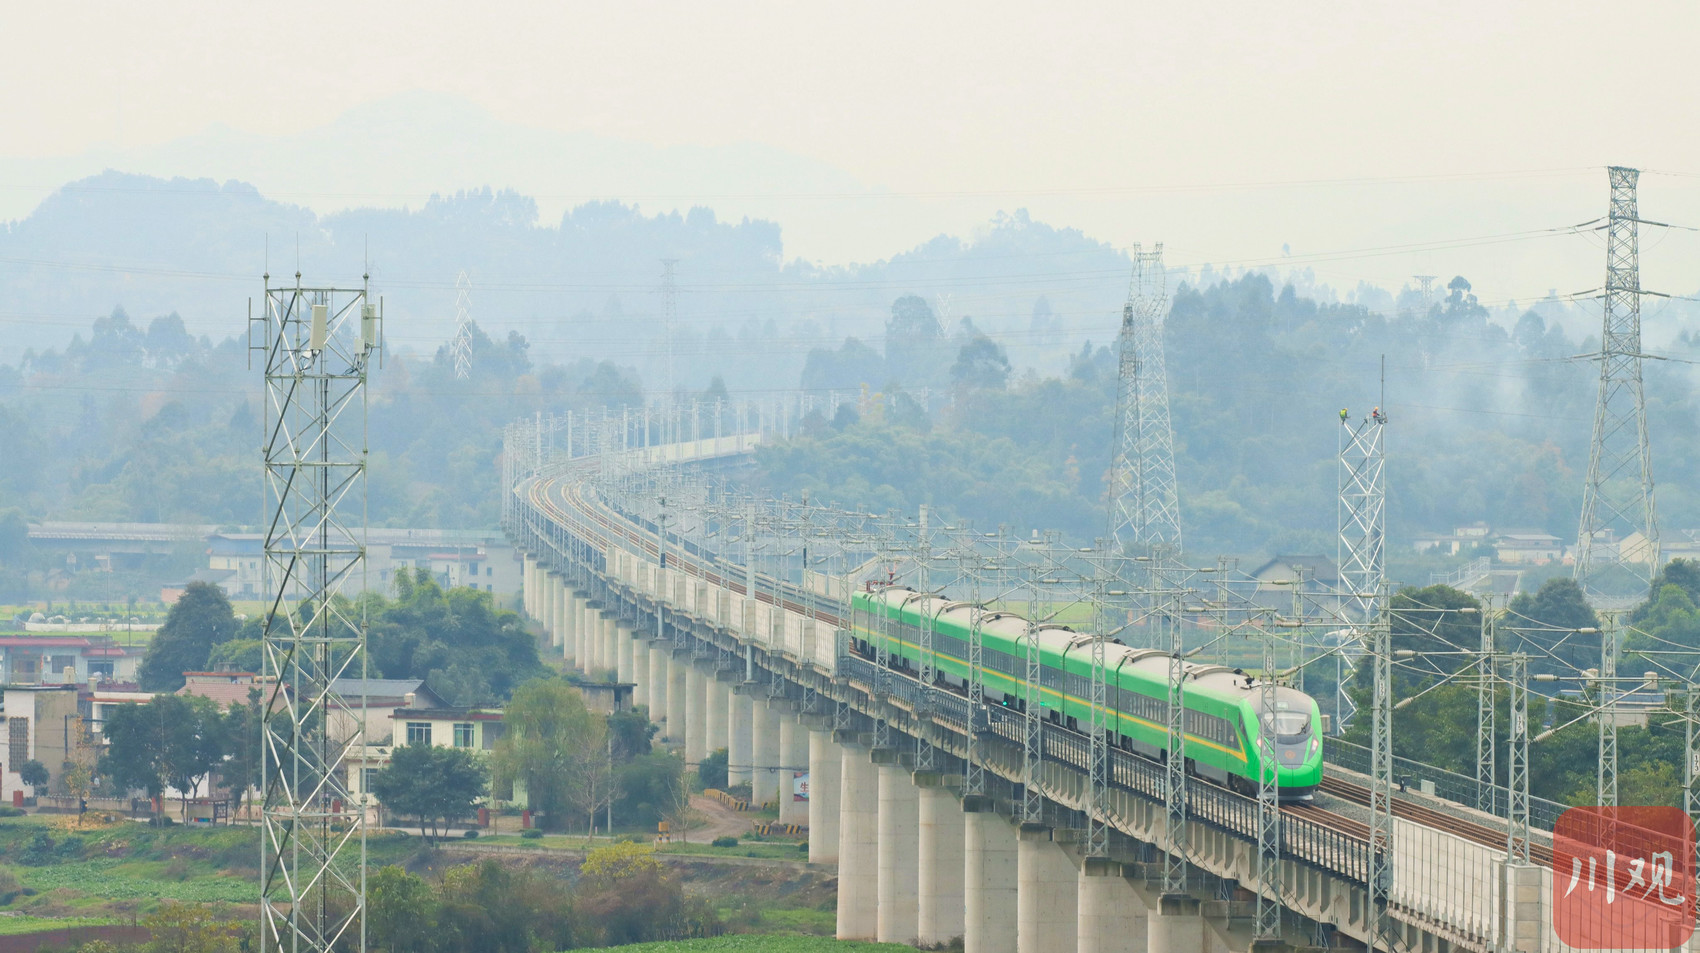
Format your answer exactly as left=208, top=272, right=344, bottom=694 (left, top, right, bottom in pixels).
left=1308, top=737, right=1319, bottom=755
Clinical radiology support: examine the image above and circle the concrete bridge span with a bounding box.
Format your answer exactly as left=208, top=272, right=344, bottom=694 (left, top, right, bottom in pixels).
left=504, top=430, right=1581, bottom=953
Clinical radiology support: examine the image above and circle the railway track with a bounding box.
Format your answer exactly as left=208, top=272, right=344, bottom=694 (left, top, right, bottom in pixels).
left=1318, top=775, right=1551, bottom=866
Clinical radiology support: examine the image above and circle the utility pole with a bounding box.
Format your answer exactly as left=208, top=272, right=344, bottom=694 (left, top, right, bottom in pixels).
left=1107, top=243, right=1182, bottom=557
left=251, top=272, right=381, bottom=953
left=1576, top=166, right=1659, bottom=601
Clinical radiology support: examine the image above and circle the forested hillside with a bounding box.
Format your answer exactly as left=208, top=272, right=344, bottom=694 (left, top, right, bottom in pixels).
left=756, top=275, right=1700, bottom=558
left=5, top=203, right=1700, bottom=573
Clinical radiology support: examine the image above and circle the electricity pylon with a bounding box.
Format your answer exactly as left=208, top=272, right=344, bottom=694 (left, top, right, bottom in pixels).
left=1107, top=243, right=1182, bottom=556
left=1576, top=166, right=1659, bottom=601
left=251, top=273, right=381, bottom=953
left=451, top=270, right=473, bottom=380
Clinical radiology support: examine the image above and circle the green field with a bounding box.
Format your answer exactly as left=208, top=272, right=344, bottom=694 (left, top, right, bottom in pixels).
left=0, top=815, right=418, bottom=919
left=597, top=938, right=911, bottom=953
left=0, top=915, right=120, bottom=936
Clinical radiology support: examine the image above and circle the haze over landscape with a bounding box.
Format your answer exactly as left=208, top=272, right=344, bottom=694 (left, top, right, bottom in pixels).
left=7, top=5, right=1700, bottom=952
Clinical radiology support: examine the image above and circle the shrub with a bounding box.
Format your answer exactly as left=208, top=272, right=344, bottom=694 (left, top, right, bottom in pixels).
left=710, top=836, right=739, bottom=848
left=520, top=829, right=544, bottom=840
left=0, top=806, right=24, bottom=817
left=462, top=829, right=479, bottom=839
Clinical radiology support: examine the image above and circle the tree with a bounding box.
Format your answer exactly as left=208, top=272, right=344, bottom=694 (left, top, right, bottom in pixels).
left=1384, top=585, right=1482, bottom=690
left=607, top=708, right=656, bottom=761
left=219, top=689, right=263, bottom=819
left=100, top=703, right=167, bottom=809
left=434, top=860, right=577, bottom=953
left=884, top=295, right=944, bottom=387
left=60, top=714, right=98, bottom=819
left=1505, top=577, right=1601, bottom=681
left=367, top=865, right=439, bottom=953
left=99, top=695, right=228, bottom=819
left=575, top=842, right=705, bottom=945
left=617, top=751, right=686, bottom=828
left=950, top=336, right=1012, bottom=391
left=367, top=569, right=545, bottom=704
left=142, top=900, right=240, bottom=953
left=139, top=583, right=239, bottom=691
left=155, top=696, right=228, bottom=819
left=368, top=743, right=488, bottom=846
left=491, top=679, right=605, bottom=831
left=17, top=760, right=47, bottom=795
left=697, top=747, right=728, bottom=790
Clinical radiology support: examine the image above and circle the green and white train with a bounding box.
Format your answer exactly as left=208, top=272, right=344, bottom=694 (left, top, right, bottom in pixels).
left=851, top=586, right=1324, bottom=799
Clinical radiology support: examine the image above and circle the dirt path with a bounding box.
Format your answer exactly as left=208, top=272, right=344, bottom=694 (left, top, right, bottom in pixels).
left=683, top=793, right=754, bottom=842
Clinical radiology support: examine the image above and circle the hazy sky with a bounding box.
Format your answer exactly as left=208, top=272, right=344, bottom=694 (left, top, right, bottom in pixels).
left=6, top=1, right=1700, bottom=300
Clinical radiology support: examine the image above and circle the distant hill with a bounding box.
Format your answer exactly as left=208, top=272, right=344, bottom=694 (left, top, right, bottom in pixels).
left=0, top=172, right=1133, bottom=391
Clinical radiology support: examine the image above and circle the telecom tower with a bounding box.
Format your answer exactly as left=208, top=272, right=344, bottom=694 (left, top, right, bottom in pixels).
left=1107, top=243, right=1182, bottom=555
left=1576, top=166, right=1659, bottom=600
left=451, top=270, right=473, bottom=380
left=250, top=274, right=381, bottom=953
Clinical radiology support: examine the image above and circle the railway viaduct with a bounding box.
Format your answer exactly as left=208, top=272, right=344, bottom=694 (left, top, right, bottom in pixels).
left=503, top=422, right=1585, bottom=953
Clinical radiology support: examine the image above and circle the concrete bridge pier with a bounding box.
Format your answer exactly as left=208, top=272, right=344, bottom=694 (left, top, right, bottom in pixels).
left=1147, top=894, right=1204, bottom=953
left=963, top=798, right=1018, bottom=953
left=705, top=677, right=730, bottom=764
left=727, top=688, right=753, bottom=785
left=629, top=632, right=648, bottom=710
left=806, top=721, right=841, bottom=863
left=522, top=556, right=537, bottom=616
left=551, top=576, right=566, bottom=649
left=836, top=737, right=879, bottom=940
left=647, top=640, right=670, bottom=735
left=751, top=701, right=782, bottom=806
left=1017, top=825, right=1077, bottom=953
left=601, top=615, right=618, bottom=675
left=1077, top=859, right=1147, bottom=953
left=665, top=650, right=688, bottom=744
left=539, top=573, right=554, bottom=645
left=591, top=604, right=612, bottom=672
left=875, top=753, right=920, bottom=943
left=561, top=592, right=578, bottom=666
left=555, top=580, right=571, bottom=653
left=578, top=601, right=596, bottom=670
left=777, top=716, right=809, bottom=825
left=916, top=773, right=965, bottom=946
left=683, top=663, right=709, bottom=765
left=616, top=622, right=636, bottom=687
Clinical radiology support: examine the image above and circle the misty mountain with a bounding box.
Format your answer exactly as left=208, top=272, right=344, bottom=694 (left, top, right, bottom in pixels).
left=0, top=173, right=1132, bottom=394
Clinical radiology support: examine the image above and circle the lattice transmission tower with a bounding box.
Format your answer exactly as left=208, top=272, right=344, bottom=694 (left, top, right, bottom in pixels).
left=250, top=273, right=382, bottom=953
left=1107, top=243, right=1182, bottom=556
left=1337, top=402, right=1393, bottom=951
left=451, top=270, right=474, bottom=380
left=1338, top=405, right=1387, bottom=626
left=1576, top=166, right=1659, bottom=600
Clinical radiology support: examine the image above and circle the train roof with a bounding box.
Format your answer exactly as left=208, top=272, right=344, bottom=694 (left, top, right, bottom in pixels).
left=855, top=586, right=1319, bottom=712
